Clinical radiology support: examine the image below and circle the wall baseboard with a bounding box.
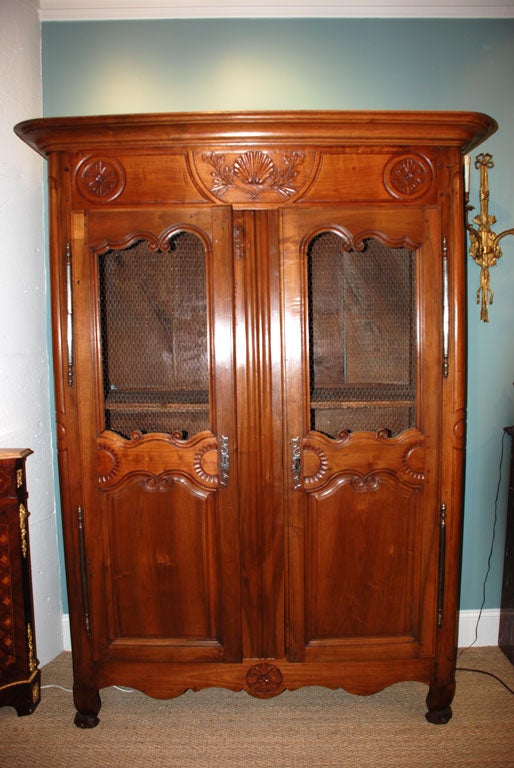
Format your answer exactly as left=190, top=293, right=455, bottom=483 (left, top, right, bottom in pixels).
left=61, top=609, right=501, bottom=654
left=457, top=609, right=501, bottom=648
left=62, top=614, right=71, bottom=652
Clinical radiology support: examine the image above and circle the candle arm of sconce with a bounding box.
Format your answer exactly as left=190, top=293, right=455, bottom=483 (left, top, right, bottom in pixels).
left=492, top=227, right=514, bottom=251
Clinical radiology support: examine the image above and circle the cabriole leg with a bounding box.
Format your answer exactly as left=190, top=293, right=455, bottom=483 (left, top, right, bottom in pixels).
left=425, top=681, right=455, bottom=725
left=73, top=685, right=101, bottom=728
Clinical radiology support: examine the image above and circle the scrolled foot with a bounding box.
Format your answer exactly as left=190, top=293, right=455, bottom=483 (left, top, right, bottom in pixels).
left=425, top=681, right=455, bottom=725
left=74, top=710, right=100, bottom=728
left=73, top=684, right=101, bottom=728
left=425, top=706, right=452, bottom=725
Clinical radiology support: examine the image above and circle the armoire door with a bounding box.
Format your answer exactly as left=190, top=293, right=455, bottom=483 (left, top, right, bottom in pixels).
left=282, top=206, right=442, bottom=664
left=71, top=206, right=242, bottom=664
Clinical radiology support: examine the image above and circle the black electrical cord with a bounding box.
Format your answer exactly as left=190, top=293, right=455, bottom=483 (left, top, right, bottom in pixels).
left=456, top=666, right=514, bottom=695
left=456, top=429, right=514, bottom=696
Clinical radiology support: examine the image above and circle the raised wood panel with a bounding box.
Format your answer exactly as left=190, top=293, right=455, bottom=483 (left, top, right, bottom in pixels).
left=100, top=480, right=223, bottom=652
left=305, top=476, right=421, bottom=641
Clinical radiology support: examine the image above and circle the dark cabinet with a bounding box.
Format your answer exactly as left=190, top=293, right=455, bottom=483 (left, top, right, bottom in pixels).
left=0, top=449, right=40, bottom=716
left=499, top=426, right=514, bottom=663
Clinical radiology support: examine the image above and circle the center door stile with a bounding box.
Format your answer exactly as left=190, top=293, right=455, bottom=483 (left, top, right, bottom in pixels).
left=233, top=208, right=286, bottom=661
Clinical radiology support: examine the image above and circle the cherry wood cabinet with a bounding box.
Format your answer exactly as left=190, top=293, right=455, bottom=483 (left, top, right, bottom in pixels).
left=15, top=111, right=496, bottom=726
left=0, top=449, right=40, bottom=716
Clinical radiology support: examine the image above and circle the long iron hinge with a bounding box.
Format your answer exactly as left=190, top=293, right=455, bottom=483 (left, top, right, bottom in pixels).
left=442, top=237, right=449, bottom=378
left=77, top=506, right=91, bottom=634
left=65, top=242, right=74, bottom=387
left=437, top=503, right=447, bottom=629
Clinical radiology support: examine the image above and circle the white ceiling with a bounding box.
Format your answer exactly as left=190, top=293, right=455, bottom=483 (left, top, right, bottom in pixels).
left=38, top=1, right=514, bottom=21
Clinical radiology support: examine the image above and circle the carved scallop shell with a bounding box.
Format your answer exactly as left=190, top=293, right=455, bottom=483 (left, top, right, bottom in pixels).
left=193, top=442, right=218, bottom=485
left=97, top=446, right=119, bottom=484
left=401, top=442, right=425, bottom=482
left=233, top=151, right=274, bottom=185
left=303, top=443, right=329, bottom=486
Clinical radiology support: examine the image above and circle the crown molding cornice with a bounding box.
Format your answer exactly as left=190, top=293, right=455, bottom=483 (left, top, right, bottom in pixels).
left=38, top=1, right=514, bottom=21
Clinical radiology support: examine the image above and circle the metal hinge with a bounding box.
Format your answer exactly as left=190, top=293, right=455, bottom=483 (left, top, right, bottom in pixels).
left=65, top=242, right=74, bottom=387
left=437, top=503, right=447, bottom=628
left=77, top=506, right=91, bottom=634
left=442, top=237, right=449, bottom=379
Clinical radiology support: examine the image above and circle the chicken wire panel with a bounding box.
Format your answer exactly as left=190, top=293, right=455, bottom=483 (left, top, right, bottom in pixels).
left=308, top=232, right=416, bottom=437
left=98, top=231, right=210, bottom=439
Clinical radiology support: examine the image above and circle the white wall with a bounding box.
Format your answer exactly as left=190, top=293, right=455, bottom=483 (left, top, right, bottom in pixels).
left=0, top=0, right=62, bottom=665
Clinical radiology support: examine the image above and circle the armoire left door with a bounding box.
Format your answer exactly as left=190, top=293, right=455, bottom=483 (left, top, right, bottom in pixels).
left=68, top=205, right=242, bottom=671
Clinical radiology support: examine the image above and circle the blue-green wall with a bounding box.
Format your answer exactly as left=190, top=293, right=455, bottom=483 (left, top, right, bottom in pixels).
left=42, top=19, right=514, bottom=613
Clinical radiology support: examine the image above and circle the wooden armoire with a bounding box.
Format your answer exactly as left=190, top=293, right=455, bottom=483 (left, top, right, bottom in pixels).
left=15, top=111, right=496, bottom=727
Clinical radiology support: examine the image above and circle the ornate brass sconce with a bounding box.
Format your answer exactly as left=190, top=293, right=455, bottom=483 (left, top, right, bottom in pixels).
left=465, top=153, right=514, bottom=322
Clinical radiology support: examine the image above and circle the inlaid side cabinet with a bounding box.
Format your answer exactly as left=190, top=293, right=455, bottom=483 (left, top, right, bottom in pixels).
left=0, top=449, right=40, bottom=716
left=499, top=426, right=514, bottom=664
left=15, top=111, right=497, bottom=727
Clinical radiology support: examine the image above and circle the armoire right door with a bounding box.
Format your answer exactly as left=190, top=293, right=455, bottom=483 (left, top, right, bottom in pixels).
left=282, top=205, right=443, bottom=667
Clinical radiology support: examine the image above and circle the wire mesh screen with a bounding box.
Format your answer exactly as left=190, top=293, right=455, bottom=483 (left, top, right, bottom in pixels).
left=308, top=232, right=416, bottom=437
left=98, top=231, right=210, bottom=439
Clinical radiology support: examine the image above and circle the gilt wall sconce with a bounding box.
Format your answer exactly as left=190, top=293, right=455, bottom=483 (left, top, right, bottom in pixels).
left=464, top=153, right=514, bottom=322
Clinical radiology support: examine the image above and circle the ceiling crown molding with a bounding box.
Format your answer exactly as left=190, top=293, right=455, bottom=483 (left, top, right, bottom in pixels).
left=38, top=1, right=514, bottom=21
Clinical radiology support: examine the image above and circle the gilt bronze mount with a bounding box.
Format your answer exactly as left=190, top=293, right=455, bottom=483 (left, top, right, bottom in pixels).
left=465, top=153, right=514, bottom=322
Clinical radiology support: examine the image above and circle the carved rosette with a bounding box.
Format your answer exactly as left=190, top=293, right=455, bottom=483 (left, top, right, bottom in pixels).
left=191, top=148, right=319, bottom=203
left=245, top=662, right=283, bottom=698
left=383, top=153, right=433, bottom=200
left=75, top=155, right=126, bottom=203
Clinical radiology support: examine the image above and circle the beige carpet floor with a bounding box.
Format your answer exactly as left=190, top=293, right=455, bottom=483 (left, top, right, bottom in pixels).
left=1, top=647, right=513, bottom=768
